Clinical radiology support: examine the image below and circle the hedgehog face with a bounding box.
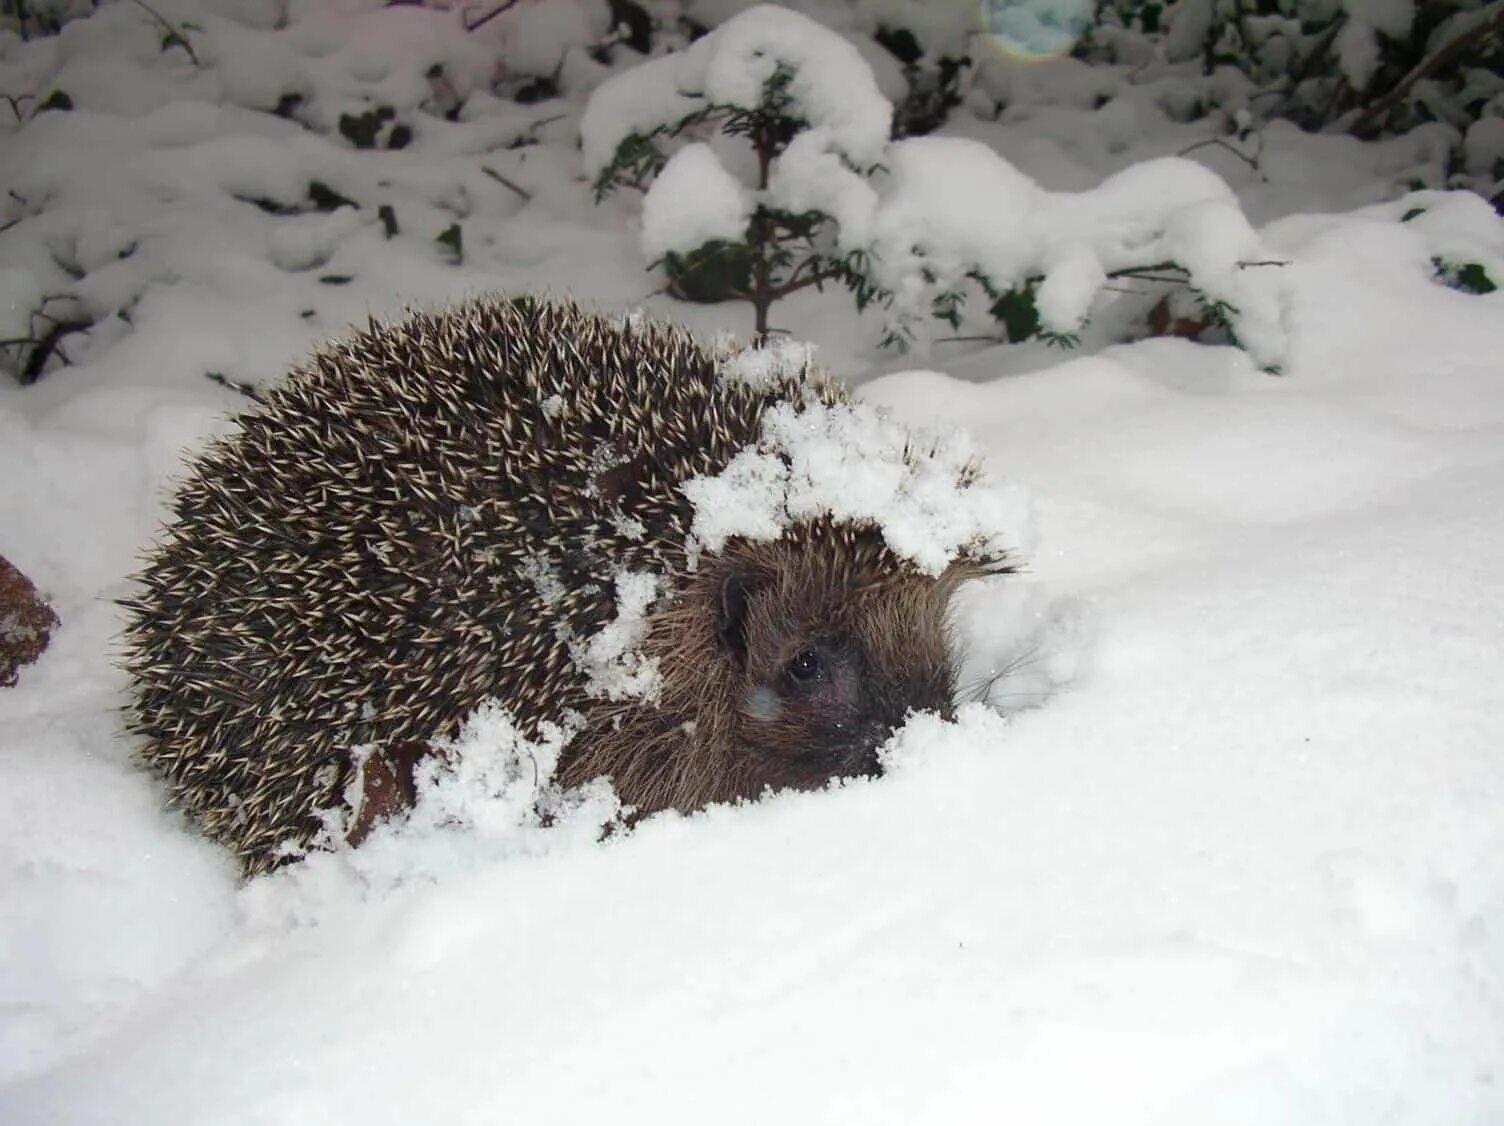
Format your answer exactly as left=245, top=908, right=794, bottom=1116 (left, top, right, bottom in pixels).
left=714, top=550, right=959, bottom=789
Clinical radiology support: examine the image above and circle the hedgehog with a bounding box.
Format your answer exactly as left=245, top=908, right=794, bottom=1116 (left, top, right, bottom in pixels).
left=122, top=296, right=1012, bottom=875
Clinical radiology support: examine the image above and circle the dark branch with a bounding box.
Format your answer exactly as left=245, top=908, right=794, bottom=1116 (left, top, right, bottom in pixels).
left=1349, top=1, right=1504, bottom=138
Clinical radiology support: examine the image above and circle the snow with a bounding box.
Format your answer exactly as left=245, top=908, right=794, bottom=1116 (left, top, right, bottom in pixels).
left=640, top=142, right=752, bottom=260
left=1336, top=16, right=1384, bottom=92
left=571, top=571, right=663, bottom=703
left=718, top=335, right=816, bottom=387
left=581, top=3, right=893, bottom=177
left=679, top=4, right=892, bottom=166
left=683, top=397, right=1024, bottom=574
left=3, top=1, right=1504, bottom=1122
left=865, top=141, right=1289, bottom=362
left=469, top=0, right=610, bottom=81
left=579, top=52, right=699, bottom=178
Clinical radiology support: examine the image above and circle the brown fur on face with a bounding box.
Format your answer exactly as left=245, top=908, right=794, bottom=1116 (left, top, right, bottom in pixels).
left=555, top=527, right=997, bottom=815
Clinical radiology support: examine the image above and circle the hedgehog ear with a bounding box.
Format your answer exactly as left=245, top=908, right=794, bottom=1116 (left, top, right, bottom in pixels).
left=716, top=566, right=758, bottom=668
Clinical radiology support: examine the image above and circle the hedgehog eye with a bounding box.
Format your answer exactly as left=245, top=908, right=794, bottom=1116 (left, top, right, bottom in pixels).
left=786, top=647, right=823, bottom=685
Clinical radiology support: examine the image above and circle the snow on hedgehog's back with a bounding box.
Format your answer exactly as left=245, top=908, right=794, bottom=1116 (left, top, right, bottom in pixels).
left=121, top=295, right=1020, bottom=875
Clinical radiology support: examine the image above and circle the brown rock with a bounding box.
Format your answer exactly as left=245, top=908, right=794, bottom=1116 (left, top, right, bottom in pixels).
left=0, top=555, right=59, bottom=687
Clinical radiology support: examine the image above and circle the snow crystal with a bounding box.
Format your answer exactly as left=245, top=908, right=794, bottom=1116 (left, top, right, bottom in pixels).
left=571, top=570, right=662, bottom=703
left=640, top=143, right=752, bottom=261
left=717, top=336, right=815, bottom=388
left=520, top=554, right=566, bottom=607
left=683, top=395, right=1023, bottom=574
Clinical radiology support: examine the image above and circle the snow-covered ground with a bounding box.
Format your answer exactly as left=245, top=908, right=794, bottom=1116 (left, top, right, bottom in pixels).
left=2, top=2, right=1503, bottom=1122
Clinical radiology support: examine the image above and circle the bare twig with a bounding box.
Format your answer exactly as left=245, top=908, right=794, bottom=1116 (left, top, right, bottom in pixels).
left=1179, top=135, right=1264, bottom=177
left=2, top=93, right=34, bottom=122
left=1288, top=12, right=1348, bottom=89
left=1349, top=0, right=1504, bottom=138
left=480, top=165, right=533, bottom=202
left=5, top=317, right=92, bottom=385
left=462, top=0, right=525, bottom=33
left=127, top=0, right=200, bottom=66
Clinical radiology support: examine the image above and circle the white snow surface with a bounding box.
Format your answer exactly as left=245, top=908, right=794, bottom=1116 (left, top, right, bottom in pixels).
left=2, top=2, right=1504, bottom=1123
left=640, top=141, right=752, bottom=259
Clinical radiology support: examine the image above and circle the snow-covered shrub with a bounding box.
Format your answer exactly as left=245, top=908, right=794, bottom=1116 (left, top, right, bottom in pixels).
left=856, top=139, right=1290, bottom=367
left=583, top=4, right=892, bottom=336
left=1086, top=0, right=1504, bottom=205
left=0, top=1, right=557, bottom=385
left=867, top=16, right=975, bottom=138
left=1, top=0, right=94, bottom=40
left=582, top=6, right=1294, bottom=362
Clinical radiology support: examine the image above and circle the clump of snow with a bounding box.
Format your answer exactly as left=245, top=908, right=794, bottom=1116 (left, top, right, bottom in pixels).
left=579, top=53, right=701, bottom=177
left=683, top=395, right=1025, bottom=574
left=878, top=701, right=1012, bottom=775
left=248, top=700, right=618, bottom=919
left=520, top=554, right=567, bottom=607
left=679, top=5, right=892, bottom=167
left=766, top=126, right=880, bottom=243
left=1164, top=0, right=1216, bottom=64
left=717, top=336, right=815, bottom=388
left=571, top=570, right=662, bottom=703
left=1391, top=189, right=1504, bottom=284
left=267, top=206, right=362, bottom=272
left=1463, top=115, right=1504, bottom=177
left=580, top=3, right=893, bottom=178
left=468, top=0, right=610, bottom=80
left=640, top=143, right=752, bottom=260
left=869, top=134, right=1042, bottom=296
